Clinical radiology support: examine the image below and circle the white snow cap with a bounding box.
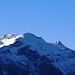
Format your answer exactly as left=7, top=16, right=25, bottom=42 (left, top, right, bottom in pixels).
left=0, top=34, right=17, bottom=47
left=0, top=33, right=40, bottom=47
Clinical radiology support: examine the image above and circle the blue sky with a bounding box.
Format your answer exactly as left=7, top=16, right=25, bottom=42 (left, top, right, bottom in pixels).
left=0, top=0, right=75, bottom=49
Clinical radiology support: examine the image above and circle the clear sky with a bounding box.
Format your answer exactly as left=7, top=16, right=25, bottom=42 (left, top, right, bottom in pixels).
left=0, top=0, right=75, bottom=49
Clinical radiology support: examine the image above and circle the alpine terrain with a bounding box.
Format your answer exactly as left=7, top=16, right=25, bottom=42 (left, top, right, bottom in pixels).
left=0, top=33, right=75, bottom=75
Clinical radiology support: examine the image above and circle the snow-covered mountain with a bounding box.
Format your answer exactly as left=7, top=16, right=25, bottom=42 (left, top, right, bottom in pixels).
left=0, top=33, right=75, bottom=75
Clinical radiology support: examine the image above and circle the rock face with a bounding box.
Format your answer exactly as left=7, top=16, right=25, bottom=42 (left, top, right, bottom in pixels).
left=0, top=33, right=75, bottom=75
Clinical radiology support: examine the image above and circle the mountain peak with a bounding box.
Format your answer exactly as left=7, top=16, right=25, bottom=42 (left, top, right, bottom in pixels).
left=0, top=34, right=17, bottom=47
left=22, top=33, right=37, bottom=38
left=54, top=41, right=62, bottom=45
left=0, top=34, right=16, bottom=40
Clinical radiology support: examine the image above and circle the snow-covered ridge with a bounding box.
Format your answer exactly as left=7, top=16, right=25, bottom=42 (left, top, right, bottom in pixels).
left=0, top=34, right=21, bottom=47
left=0, top=33, right=45, bottom=47
left=0, top=34, right=16, bottom=40
left=0, top=33, right=66, bottom=48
